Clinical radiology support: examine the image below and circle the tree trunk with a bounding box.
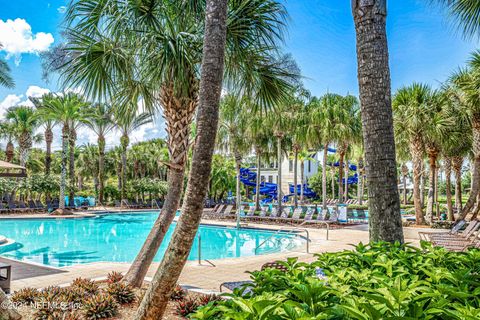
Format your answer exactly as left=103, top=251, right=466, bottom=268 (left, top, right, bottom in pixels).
left=0, top=289, right=21, bottom=320
left=322, top=144, right=328, bottom=209
left=98, top=134, right=106, bottom=204
left=45, top=125, right=53, bottom=175
left=331, top=164, right=335, bottom=199
left=135, top=0, right=227, bottom=316
left=59, top=125, right=69, bottom=210
left=338, top=150, right=344, bottom=203
left=445, top=157, right=454, bottom=221
left=426, top=150, right=438, bottom=223
left=458, top=116, right=480, bottom=221
left=124, top=83, right=197, bottom=287
left=420, top=161, right=426, bottom=208
left=300, top=160, right=305, bottom=202
left=276, top=134, right=283, bottom=214
left=120, top=134, right=129, bottom=202
left=68, top=128, right=76, bottom=207
left=410, top=139, right=425, bottom=225
left=234, top=150, right=242, bottom=227
left=254, top=148, right=261, bottom=211
left=345, top=158, right=349, bottom=200
left=352, top=0, right=403, bottom=242
left=5, top=141, right=14, bottom=163
left=358, top=157, right=364, bottom=205
left=452, top=156, right=463, bottom=213
left=293, top=146, right=299, bottom=208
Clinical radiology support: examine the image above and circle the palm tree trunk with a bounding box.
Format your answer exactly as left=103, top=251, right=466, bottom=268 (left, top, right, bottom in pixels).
left=45, top=125, right=53, bottom=175
left=300, top=160, right=305, bottom=202
left=353, top=0, right=403, bottom=242
left=135, top=0, right=228, bottom=316
left=254, top=149, right=261, bottom=211
left=411, top=139, right=425, bottom=225
left=452, top=156, right=463, bottom=213
left=420, top=161, right=426, bottom=208
left=458, top=116, right=480, bottom=221
left=402, top=173, right=407, bottom=205
left=426, top=151, right=437, bottom=223
left=124, top=85, right=196, bottom=287
left=293, top=146, right=299, bottom=208
left=234, top=150, right=242, bottom=227
left=331, top=164, right=335, bottom=199
left=68, top=128, right=76, bottom=207
left=59, top=125, right=69, bottom=210
left=98, top=134, right=106, bottom=204
left=338, top=152, right=344, bottom=203
left=5, top=141, right=14, bottom=163
left=345, top=159, right=349, bottom=200
left=120, top=134, right=129, bottom=202
left=276, top=134, right=283, bottom=214
left=445, top=157, right=454, bottom=221
left=358, top=157, right=364, bottom=205
left=322, top=144, right=328, bottom=209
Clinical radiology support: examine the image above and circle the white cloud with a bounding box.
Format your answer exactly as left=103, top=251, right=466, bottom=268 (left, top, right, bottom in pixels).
left=0, top=18, right=54, bottom=65
left=0, top=94, right=22, bottom=117
left=0, top=85, right=50, bottom=116
left=26, top=85, right=50, bottom=99
left=57, top=6, right=67, bottom=14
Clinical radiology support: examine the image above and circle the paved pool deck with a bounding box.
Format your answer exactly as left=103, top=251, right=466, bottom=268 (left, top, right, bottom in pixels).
left=5, top=213, right=426, bottom=293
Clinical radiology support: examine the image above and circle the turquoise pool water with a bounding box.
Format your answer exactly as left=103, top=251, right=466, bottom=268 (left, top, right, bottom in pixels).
left=0, top=212, right=301, bottom=267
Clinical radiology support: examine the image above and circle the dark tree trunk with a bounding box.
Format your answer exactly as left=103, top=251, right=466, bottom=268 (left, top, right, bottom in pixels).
left=120, top=134, right=129, bottom=202
left=293, top=145, right=299, bottom=208
left=352, top=0, right=403, bottom=242
left=254, top=148, right=261, bottom=211
left=338, top=149, right=345, bottom=203
left=452, top=156, right=463, bottom=213
left=68, top=128, right=76, bottom=207
left=445, top=157, right=454, bottom=221
left=426, top=150, right=438, bottom=223
left=59, top=125, right=69, bottom=210
left=457, top=116, right=480, bottom=221
left=135, top=0, right=228, bottom=317
left=45, top=125, right=53, bottom=175
left=322, top=144, right=328, bottom=209
left=234, top=150, right=242, bottom=227
left=411, top=139, right=425, bottom=224
left=275, top=134, right=283, bottom=214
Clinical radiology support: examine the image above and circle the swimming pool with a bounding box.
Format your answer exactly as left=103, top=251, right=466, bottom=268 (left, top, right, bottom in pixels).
left=0, top=212, right=301, bottom=267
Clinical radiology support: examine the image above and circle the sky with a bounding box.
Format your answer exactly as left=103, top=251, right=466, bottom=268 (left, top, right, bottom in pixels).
left=0, top=0, right=477, bottom=150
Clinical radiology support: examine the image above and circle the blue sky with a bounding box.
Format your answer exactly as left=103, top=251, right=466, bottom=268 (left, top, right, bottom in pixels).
left=0, top=0, right=477, bottom=147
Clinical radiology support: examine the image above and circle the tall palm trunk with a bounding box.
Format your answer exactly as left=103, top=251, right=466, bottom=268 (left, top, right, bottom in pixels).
left=445, top=157, right=454, bottom=221
left=59, top=124, right=69, bottom=210
left=452, top=156, right=463, bottom=213
left=338, top=146, right=345, bottom=203
left=420, top=161, right=426, bottom=208
left=358, top=157, right=364, bottom=205
left=98, top=134, right=106, bottom=204
left=275, top=133, right=283, bottom=214
left=123, top=83, right=196, bottom=288
left=293, top=145, right=299, bottom=208
left=135, top=0, right=228, bottom=316
left=300, top=160, right=305, bottom=202
left=410, top=138, right=425, bottom=224
left=254, top=147, right=261, bottom=211
left=120, top=134, right=129, bottom=202
left=68, top=128, right=76, bottom=207
left=19, top=132, right=32, bottom=167
left=353, top=0, right=403, bottom=242
left=345, top=158, right=349, bottom=200
left=234, top=150, right=242, bottom=227
left=5, top=141, right=14, bottom=163
left=45, top=125, right=53, bottom=175
left=331, top=164, right=335, bottom=199
left=322, top=144, right=328, bottom=209
left=401, top=163, right=408, bottom=205
left=425, top=147, right=438, bottom=223
left=458, top=115, right=480, bottom=221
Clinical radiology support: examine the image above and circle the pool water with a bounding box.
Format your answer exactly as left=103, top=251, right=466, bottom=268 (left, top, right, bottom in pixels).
left=0, top=212, right=301, bottom=267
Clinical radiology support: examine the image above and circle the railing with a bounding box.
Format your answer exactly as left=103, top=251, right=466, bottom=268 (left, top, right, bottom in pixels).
left=300, top=220, right=330, bottom=240
left=151, top=199, right=161, bottom=210
left=197, top=234, right=216, bottom=267
left=254, top=227, right=311, bottom=255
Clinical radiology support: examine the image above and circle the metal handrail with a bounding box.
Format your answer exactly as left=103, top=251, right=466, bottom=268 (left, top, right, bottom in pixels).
left=197, top=234, right=216, bottom=267
left=254, top=227, right=311, bottom=255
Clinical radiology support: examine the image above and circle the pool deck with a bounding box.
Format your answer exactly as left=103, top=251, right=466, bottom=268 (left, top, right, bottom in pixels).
left=4, top=213, right=425, bottom=293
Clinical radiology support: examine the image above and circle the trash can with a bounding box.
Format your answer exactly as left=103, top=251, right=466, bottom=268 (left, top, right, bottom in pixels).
left=0, top=263, right=11, bottom=294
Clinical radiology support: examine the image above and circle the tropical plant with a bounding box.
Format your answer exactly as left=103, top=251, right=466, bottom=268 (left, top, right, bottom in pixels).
left=5, top=106, right=42, bottom=167
left=0, top=121, right=16, bottom=162
left=40, top=93, right=89, bottom=211
left=0, top=44, right=14, bottom=89
left=352, top=0, right=403, bottom=242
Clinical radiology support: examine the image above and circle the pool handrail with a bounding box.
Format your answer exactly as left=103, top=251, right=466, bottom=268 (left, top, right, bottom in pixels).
left=254, top=227, right=312, bottom=255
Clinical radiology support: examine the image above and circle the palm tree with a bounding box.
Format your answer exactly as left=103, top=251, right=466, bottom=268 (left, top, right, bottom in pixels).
left=0, top=44, right=14, bottom=89
left=5, top=106, right=41, bottom=167
left=352, top=0, right=403, bottom=242
left=40, top=93, right=89, bottom=212
left=217, top=94, right=250, bottom=226
left=30, top=95, right=56, bottom=175
left=86, top=103, right=114, bottom=204
left=136, top=0, right=229, bottom=317
left=55, top=0, right=295, bottom=288
left=112, top=107, right=152, bottom=203
left=447, top=61, right=480, bottom=221
left=436, top=0, right=480, bottom=39
left=0, top=122, right=16, bottom=162
left=393, top=83, right=440, bottom=225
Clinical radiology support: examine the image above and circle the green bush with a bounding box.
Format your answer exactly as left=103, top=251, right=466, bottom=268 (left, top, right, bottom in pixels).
left=192, top=242, right=480, bottom=319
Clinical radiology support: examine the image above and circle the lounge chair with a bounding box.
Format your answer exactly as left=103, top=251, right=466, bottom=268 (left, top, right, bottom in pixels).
left=219, top=261, right=289, bottom=293
left=34, top=200, right=46, bottom=210
left=214, top=204, right=225, bottom=215
left=418, top=220, right=467, bottom=241
left=222, top=205, right=234, bottom=217
left=430, top=221, right=480, bottom=244
left=244, top=206, right=256, bottom=218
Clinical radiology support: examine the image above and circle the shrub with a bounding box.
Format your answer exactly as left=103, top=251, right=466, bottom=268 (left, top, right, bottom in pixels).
left=39, top=286, right=66, bottom=302
left=174, top=297, right=199, bottom=318
left=11, top=287, right=39, bottom=305
left=197, top=294, right=222, bottom=307
left=82, top=293, right=118, bottom=320
left=106, top=271, right=123, bottom=284
left=192, top=242, right=480, bottom=319
left=71, top=278, right=99, bottom=295
left=170, top=285, right=186, bottom=301
left=106, top=282, right=136, bottom=305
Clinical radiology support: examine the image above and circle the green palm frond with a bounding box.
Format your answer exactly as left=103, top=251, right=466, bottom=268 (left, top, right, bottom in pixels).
left=434, top=0, right=480, bottom=39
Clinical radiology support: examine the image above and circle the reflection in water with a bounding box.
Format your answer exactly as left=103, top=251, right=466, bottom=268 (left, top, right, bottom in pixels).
left=0, top=213, right=301, bottom=267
